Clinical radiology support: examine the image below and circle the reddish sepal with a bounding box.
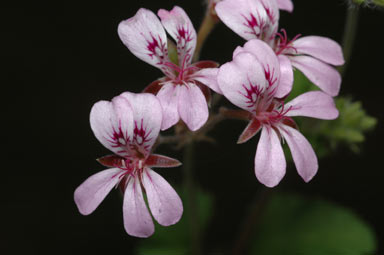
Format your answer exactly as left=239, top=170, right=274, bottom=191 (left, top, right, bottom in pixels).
left=143, top=78, right=167, bottom=95
left=192, top=60, right=219, bottom=69
left=282, top=117, right=298, bottom=130
left=145, top=154, right=182, bottom=168
left=237, top=118, right=262, bottom=144
left=96, top=155, right=124, bottom=168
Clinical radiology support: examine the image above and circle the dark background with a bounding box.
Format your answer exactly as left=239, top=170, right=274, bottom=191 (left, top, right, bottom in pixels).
left=3, top=0, right=383, bottom=254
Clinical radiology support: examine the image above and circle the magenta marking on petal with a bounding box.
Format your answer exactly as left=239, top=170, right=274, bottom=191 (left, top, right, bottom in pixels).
left=242, top=12, right=264, bottom=37
left=146, top=34, right=167, bottom=62
left=264, top=6, right=276, bottom=24
left=239, top=79, right=264, bottom=109
left=177, top=26, right=194, bottom=48
left=264, top=64, right=278, bottom=88
left=131, top=119, right=153, bottom=156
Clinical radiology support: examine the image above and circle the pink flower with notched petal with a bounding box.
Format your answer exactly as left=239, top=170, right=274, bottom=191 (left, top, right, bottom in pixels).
left=118, top=7, right=221, bottom=131
left=74, top=92, right=183, bottom=238
left=217, top=40, right=339, bottom=187
left=215, top=0, right=344, bottom=97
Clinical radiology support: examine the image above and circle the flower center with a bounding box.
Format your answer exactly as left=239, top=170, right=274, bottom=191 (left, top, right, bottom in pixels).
left=163, top=54, right=198, bottom=84
left=255, top=100, right=292, bottom=126
left=274, top=29, right=301, bottom=55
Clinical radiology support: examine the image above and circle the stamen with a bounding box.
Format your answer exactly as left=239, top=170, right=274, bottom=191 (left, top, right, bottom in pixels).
left=275, top=29, right=301, bottom=55
left=164, top=61, right=182, bottom=72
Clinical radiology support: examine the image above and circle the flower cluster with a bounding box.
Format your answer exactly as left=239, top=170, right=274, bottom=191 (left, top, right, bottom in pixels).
left=74, top=0, right=343, bottom=237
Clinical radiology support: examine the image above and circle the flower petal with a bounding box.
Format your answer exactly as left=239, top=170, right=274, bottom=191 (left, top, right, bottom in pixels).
left=142, top=168, right=183, bottom=226
left=123, top=177, right=154, bottom=237
left=90, top=96, right=134, bottom=157
left=158, top=6, right=196, bottom=66
left=276, top=0, right=294, bottom=12
left=241, top=39, right=280, bottom=91
left=118, top=8, right=171, bottom=75
left=290, top=55, right=341, bottom=96
left=191, top=68, right=222, bottom=94
left=285, top=91, right=339, bottom=119
left=255, top=127, right=286, bottom=187
left=157, top=83, right=181, bottom=130
left=74, top=168, right=123, bottom=215
left=178, top=83, right=209, bottom=131
left=215, top=0, right=278, bottom=41
left=280, top=126, right=318, bottom=183
left=293, top=36, right=344, bottom=66
left=145, top=154, right=182, bottom=168
left=275, top=54, right=293, bottom=98
left=119, top=92, right=162, bottom=154
left=217, top=52, right=268, bottom=112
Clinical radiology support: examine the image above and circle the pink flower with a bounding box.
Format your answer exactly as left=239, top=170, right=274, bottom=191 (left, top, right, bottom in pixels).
left=118, top=7, right=221, bottom=131
left=217, top=40, right=339, bottom=187
left=215, top=0, right=344, bottom=97
left=74, top=92, right=183, bottom=237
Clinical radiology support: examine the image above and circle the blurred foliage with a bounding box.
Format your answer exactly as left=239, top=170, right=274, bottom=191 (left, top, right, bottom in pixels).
left=250, top=192, right=377, bottom=255
left=288, top=70, right=377, bottom=157
left=136, top=187, right=213, bottom=255
left=352, top=0, right=384, bottom=8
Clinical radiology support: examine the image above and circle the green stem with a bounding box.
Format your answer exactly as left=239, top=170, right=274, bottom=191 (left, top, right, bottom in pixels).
left=183, top=142, right=201, bottom=255
left=339, top=6, right=360, bottom=76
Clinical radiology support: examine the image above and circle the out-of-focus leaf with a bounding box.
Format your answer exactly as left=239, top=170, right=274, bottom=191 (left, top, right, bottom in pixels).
left=286, top=70, right=319, bottom=102
left=250, top=193, right=376, bottom=255
left=136, top=187, right=213, bottom=255
left=299, top=97, right=377, bottom=156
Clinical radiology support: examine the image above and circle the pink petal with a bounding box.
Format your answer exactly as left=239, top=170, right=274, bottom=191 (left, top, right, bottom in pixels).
left=157, top=83, right=181, bottom=130
left=123, top=177, right=154, bottom=238
left=290, top=55, right=341, bottom=96
left=74, top=168, right=123, bottom=215
left=285, top=91, right=339, bottom=120
left=293, top=36, right=345, bottom=66
left=118, top=9, right=171, bottom=74
left=276, top=0, right=294, bottom=12
left=255, top=127, right=286, bottom=187
left=275, top=54, right=293, bottom=98
left=241, top=39, right=281, bottom=91
left=145, top=154, right=182, bottom=168
left=217, top=52, right=268, bottom=112
left=142, top=168, right=183, bottom=226
left=215, top=0, right=278, bottom=41
left=191, top=68, right=222, bottom=94
left=178, top=83, right=209, bottom=131
left=119, top=92, right=162, bottom=154
left=158, top=6, right=196, bottom=66
left=90, top=96, right=134, bottom=157
left=237, top=118, right=261, bottom=144
left=280, top=126, right=318, bottom=183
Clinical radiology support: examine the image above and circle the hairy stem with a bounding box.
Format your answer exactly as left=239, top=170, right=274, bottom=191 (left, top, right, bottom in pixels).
left=183, top=142, right=201, bottom=255
left=339, top=6, right=360, bottom=76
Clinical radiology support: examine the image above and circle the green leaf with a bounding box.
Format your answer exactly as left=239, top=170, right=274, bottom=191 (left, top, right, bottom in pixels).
left=136, top=188, right=213, bottom=255
left=250, top=193, right=377, bottom=255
